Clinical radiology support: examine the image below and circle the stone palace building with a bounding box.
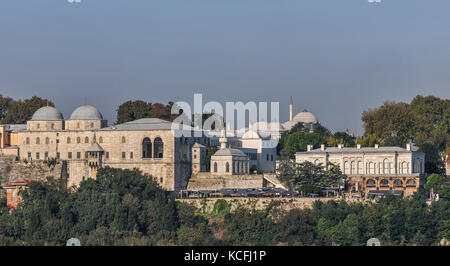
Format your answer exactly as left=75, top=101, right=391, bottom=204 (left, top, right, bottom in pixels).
left=295, top=143, right=425, bottom=197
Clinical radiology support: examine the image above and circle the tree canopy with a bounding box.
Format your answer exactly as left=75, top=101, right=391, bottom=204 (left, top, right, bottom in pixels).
left=0, top=95, right=53, bottom=124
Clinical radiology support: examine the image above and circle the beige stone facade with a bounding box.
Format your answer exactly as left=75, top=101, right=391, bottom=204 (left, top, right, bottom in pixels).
left=295, top=144, right=426, bottom=197
left=5, top=105, right=210, bottom=191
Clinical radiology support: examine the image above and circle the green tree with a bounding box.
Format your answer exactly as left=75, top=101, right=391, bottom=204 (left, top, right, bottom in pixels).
left=425, top=174, right=447, bottom=200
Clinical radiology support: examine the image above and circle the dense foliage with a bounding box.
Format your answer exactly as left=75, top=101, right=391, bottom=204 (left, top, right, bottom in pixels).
left=115, top=100, right=179, bottom=124
left=1, top=168, right=449, bottom=246
left=0, top=95, right=53, bottom=124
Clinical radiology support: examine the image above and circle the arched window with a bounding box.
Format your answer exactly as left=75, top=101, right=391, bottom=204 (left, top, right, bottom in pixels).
left=401, top=161, right=408, bottom=174
left=314, top=159, right=320, bottom=165
left=142, top=138, right=152, bottom=158
left=351, top=161, right=356, bottom=174
left=226, top=162, right=230, bottom=173
left=85, top=137, right=89, bottom=144
left=383, top=159, right=389, bottom=174
left=380, top=179, right=389, bottom=187
left=154, top=137, right=164, bottom=158
left=67, top=137, right=71, bottom=144
left=90, top=122, right=94, bottom=128
left=36, top=137, right=40, bottom=144
left=214, top=162, right=218, bottom=172
left=45, top=137, right=50, bottom=145
left=369, top=162, right=375, bottom=174
left=122, top=136, right=126, bottom=143
left=357, top=161, right=363, bottom=174
left=366, top=179, right=376, bottom=187
left=77, top=137, right=81, bottom=144
left=76, top=122, right=80, bottom=129
left=51, top=123, right=55, bottom=129
left=406, top=179, right=416, bottom=187
left=36, top=123, right=40, bottom=129
left=26, top=137, right=30, bottom=145
left=394, top=180, right=403, bottom=187
left=344, top=161, right=349, bottom=174
left=99, top=136, right=103, bottom=143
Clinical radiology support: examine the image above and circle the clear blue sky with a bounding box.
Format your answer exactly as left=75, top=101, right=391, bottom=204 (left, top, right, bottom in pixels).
left=1, top=0, right=449, bottom=135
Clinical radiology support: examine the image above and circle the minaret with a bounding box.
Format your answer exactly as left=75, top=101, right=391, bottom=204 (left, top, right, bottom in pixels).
left=289, top=95, right=293, bottom=121
left=219, top=121, right=228, bottom=149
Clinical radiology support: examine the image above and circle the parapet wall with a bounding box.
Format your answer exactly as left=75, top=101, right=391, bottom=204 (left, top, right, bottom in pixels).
left=187, top=172, right=263, bottom=190
left=0, top=155, right=63, bottom=185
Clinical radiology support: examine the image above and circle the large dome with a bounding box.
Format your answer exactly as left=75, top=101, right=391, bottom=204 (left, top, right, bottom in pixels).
left=293, top=109, right=318, bottom=124
left=31, top=106, right=64, bottom=121
left=70, top=105, right=103, bottom=120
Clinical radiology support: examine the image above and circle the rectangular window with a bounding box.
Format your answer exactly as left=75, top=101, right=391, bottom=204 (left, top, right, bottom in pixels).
left=106, top=152, right=109, bottom=159
left=122, top=152, right=126, bottom=159
left=45, top=152, right=48, bottom=159
left=56, top=152, right=60, bottom=159
left=77, top=152, right=81, bottom=159
left=36, top=152, right=40, bottom=160
left=68, top=152, right=72, bottom=159
left=28, top=152, right=31, bottom=158
left=130, top=152, right=133, bottom=159
left=85, top=152, right=88, bottom=159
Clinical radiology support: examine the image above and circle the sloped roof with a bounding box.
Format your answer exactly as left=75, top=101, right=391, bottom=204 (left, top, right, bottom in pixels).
left=213, top=148, right=247, bottom=157
left=85, top=142, right=104, bottom=152
left=296, top=146, right=423, bottom=154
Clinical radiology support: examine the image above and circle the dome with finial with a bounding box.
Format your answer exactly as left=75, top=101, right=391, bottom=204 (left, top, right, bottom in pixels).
left=70, top=104, right=103, bottom=120
left=31, top=106, right=64, bottom=121
left=293, top=109, right=318, bottom=124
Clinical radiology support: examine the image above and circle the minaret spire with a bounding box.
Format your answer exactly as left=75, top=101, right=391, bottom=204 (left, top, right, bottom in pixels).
left=219, top=119, right=228, bottom=149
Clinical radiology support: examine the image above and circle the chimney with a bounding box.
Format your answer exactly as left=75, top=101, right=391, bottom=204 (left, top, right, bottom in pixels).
left=338, top=144, right=343, bottom=149
left=307, top=145, right=313, bottom=152
left=357, top=144, right=361, bottom=149
left=375, top=144, right=379, bottom=149
left=321, top=144, right=325, bottom=151
left=406, top=143, right=411, bottom=151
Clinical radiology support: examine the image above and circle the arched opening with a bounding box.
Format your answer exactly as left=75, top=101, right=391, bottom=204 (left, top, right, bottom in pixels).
left=366, top=179, right=376, bottom=187
left=154, top=137, right=164, bottom=158
left=369, top=162, right=375, bottom=174
left=406, top=179, right=416, bottom=187
left=142, top=138, right=152, bottom=158
left=394, top=180, right=403, bottom=187
left=67, top=137, right=71, bottom=144
left=351, top=161, right=356, bottom=174
left=36, top=137, right=40, bottom=144
left=45, top=137, right=50, bottom=145
left=380, top=179, right=389, bottom=187
left=122, top=136, right=126, bottom=143
left=77, top=137, right=81, bottom=144
left=99, top=136, right=103, bottom=143
left=214, top=162, right=218, bottom=172
left=314, top=159, right=320, bottom=165
left=226, top=162, right=230, bottom=173
left=26, top=137, right=30, bottom=145
left=85, top=137, right=89, bottom=144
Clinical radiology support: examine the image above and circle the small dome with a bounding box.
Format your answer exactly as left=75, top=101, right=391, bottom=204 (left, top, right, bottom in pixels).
left=242, top=129, right=261, bottom=139
left=293, top=109, right=318, bottom=124
left=70, top=105, right=103, bottom=120
left=214, top=148, right=247, bottom=157
left=31, top=106, right=64, bottom=121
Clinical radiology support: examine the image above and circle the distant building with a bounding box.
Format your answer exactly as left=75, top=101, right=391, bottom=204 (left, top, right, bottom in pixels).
left=295, top=143, right=426, bottom=197
left=283, top=96, right=319, bottom=132
left=1, top=179, right=32, bottom=209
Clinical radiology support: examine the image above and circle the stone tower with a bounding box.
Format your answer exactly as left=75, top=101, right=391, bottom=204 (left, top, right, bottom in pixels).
left=191, top=143, right=206, bottom=175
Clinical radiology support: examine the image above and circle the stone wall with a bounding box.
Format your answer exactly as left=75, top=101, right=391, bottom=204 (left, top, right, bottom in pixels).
left=0, top=155, right=63, bottom=185
left=187, top=172, right=263, bottom=190
left=177, top=197, right=366, bottom=213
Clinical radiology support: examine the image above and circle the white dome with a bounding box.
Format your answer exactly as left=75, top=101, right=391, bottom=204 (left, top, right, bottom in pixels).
left=31, top=106, right=64, bottom=121
left=242, top=129, right=261, bottom=139
left=293, top=109, right=318, bottom=124
left=70, top=105, right=103, bottom=120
